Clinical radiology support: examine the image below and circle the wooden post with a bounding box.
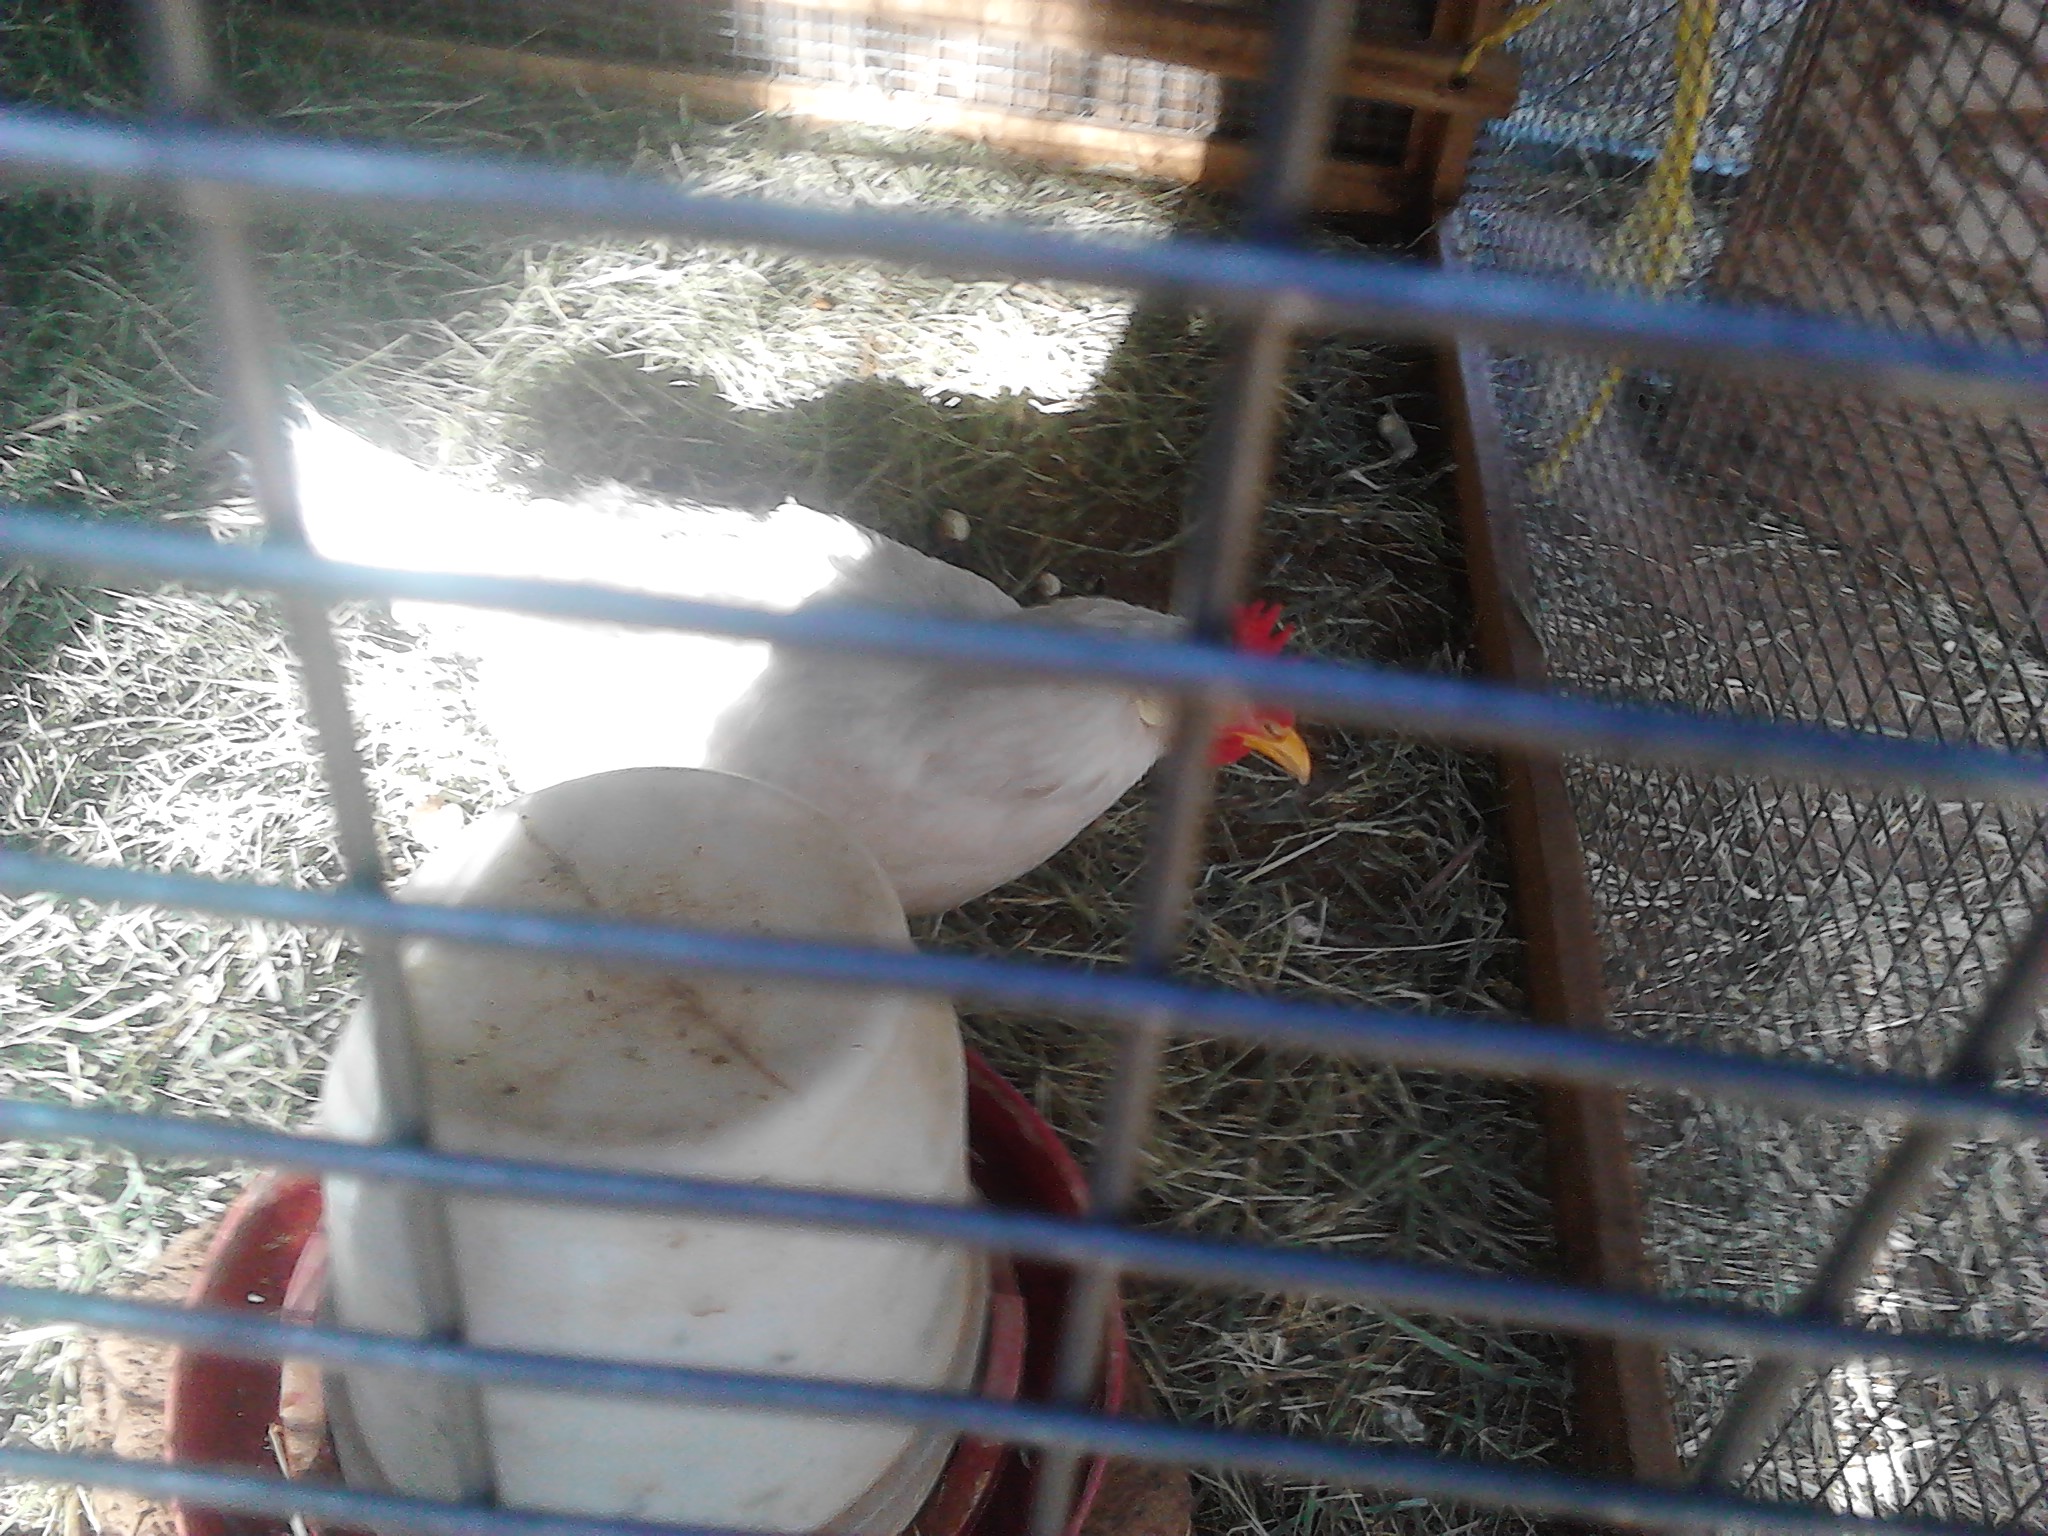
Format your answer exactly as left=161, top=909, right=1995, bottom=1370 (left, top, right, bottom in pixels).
left=1435, top=290, right=1685, bottom=1486
left=1402, top=0, right=1513, bottom=216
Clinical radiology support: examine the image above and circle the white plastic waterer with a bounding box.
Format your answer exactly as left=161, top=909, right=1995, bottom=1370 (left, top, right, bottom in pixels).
left=316, top=766, right=987, bottom=1534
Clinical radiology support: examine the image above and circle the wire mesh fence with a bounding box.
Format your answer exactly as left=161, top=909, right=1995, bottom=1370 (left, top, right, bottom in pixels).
left=1452, top=0, right=2048, bottom=1520
left=1, top=0, right=2047, bottom=1532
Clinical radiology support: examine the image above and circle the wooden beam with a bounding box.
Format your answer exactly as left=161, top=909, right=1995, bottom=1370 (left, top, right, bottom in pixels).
left=1435, top=308, right=1683, bottom=1486
left=719, top=0, right=1521, bottom=118
left=271, top=21, right=1411, bottom=215
left=1402, top=0, right=1512, bottom=215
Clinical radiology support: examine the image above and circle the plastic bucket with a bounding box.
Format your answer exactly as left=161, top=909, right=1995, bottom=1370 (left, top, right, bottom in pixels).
left=316, top=768, right=985, bottom=1531
left=166, top=1052, right=1124, bottom=1536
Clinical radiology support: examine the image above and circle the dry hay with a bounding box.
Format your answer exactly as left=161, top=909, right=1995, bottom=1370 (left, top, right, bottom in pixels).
left=0, top=10, right=1565, bottom=1536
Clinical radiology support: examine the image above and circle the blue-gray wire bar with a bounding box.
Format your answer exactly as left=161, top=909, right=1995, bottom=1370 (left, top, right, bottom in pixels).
left=0, top=1280, right=2040, bottom=1536
left=6, top=1118, right=2048, bottom=1387
left=6, top=506, right=2048, bottom=803
left=0, top=1281, right=2042, bottom=1536
left=128, top=0, right=497, bottom=1496
left=1692, top=907, right=2048, bottom=1486
left=0, top=1421, right=2032, bottom=1536
left=4, top=16, right=2048, bottom=1536
left=1029, top=0, right=1361, bottom=1525
left=8, top=850, right=2048, bottom=1139
left=0, top=105, right=2046, bottom=408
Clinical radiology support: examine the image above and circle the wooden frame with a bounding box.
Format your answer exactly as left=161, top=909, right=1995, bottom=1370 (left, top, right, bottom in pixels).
left=1435, top=308, right=1683, bottom=1485
left=744, top=0, right=1521, bottom=119
left=269, top=20, right=1414, bottom=212
left=1405, top=0, right=1512, bottom=212
left=265, top=0, right=1519, bottom=220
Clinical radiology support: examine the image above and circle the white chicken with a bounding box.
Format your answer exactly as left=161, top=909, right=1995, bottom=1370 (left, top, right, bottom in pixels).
left=287, top=407, right=1312, bottom=913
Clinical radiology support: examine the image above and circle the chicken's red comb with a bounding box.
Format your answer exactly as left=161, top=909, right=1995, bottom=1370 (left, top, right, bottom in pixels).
left=1232, top=601, right=1296, bottom=656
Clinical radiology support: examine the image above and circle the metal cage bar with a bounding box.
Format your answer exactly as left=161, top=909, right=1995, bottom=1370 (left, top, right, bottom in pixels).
left=7, top=848, right=2048, bottom=1138
left=8, top=507, right=2048, bottom=801
left=7, top=1109, right=2048, bottom=1385
left=1030, top=0, right=1359, bottom=1524
left=1694, top=908, right=2048, bottom=1485
left=1, top=0, right=2047, bottom=1532
left=128, top=0, right=499, bottom=1498
left=1, top=106, right=2046, bottom=404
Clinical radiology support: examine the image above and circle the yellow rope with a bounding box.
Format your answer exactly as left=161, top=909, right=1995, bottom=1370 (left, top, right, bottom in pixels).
left=1528, top=0, right=1720, bottom=494
left=1456, top=0, right=1571, bottom=79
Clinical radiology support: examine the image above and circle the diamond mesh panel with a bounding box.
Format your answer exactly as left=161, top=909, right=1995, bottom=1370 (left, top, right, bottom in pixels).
left=1453, top=0, right=2048, bottom=1517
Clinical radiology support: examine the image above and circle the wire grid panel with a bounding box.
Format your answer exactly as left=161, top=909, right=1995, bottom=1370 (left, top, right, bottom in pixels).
left=4, top=0, right=2048, bottom=1532
left=1453, top=0, right=2048, bottom=1520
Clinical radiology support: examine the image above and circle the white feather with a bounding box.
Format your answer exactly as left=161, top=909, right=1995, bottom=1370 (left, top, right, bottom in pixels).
left=287, top=407, right=1172, bottom=911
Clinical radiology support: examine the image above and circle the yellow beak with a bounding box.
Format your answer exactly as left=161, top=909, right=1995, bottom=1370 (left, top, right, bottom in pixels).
left=1242, top=722, right=1313, bottom=784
